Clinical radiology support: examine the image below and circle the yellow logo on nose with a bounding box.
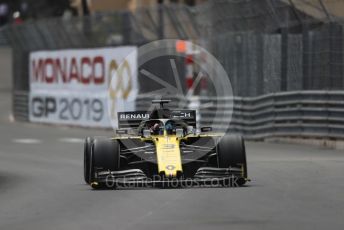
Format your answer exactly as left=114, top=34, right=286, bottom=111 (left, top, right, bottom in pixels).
left=166, top=165, right=175, bottom=170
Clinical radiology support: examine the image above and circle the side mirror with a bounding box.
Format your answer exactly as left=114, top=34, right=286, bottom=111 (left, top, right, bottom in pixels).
left=116, top=129, right=128, bottom=135
left=143, top=129, right=151, bottom=138
left=187, top=126, right=194, bottom=134
left=176, top=128, right=184, bottom=137
left=201, top=127, right=212, bottom=132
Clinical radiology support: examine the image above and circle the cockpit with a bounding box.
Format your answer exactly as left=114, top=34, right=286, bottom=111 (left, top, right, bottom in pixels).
left=138, top=119, right=189, bottom=137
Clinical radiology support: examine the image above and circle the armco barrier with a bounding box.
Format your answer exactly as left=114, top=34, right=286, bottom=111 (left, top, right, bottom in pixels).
left=14, top=90, right=344, bottom=140
left=136, top=91, right=344, bottom=140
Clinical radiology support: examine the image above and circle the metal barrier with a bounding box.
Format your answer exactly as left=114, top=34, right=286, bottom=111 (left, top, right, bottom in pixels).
left=13, top=91, right=29, bottom=121
left=136, top=91, right=344, bottom=140
left=14, top=89, right=344, bottom=139
left=5, top=1, right=344, bottom=140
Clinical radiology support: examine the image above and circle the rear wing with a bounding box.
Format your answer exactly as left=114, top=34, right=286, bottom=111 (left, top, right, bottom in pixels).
left=170, top=110, right=196, bottom=128
left=117, top=111, right=150, bottom=129
left=117, top=110, right=196, bottom=129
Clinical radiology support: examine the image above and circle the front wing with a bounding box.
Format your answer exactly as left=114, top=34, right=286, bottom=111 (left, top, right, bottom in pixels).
left=91, top=167, right=248, bottom=188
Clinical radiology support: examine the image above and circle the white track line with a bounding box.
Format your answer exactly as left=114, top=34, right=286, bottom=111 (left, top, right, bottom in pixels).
left=59, top=138, right=84, bottom=143
left=12, top=138, right=42, bottom=144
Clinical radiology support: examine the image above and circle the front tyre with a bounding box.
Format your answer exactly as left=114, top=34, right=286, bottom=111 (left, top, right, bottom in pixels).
left=84, top=137, right=93, bottom=184
left=217, top=134, right=247, bottom=185
left=89, top=138, right=120, bottom=188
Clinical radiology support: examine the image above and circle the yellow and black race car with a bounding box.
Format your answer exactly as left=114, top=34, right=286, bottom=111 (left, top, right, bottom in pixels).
left=84, top=100, right=248, bottom=189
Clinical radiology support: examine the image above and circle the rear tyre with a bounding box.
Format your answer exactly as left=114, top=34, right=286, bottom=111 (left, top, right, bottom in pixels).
left=217, top=135, right=247, bottom=185
left=89, top=138, right=120, bottom=187
left=84, top=137, right=93, bottom=184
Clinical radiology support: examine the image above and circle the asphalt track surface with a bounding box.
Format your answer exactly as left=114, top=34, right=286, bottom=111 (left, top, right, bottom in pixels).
left=1, top=91, right=344, bottom=230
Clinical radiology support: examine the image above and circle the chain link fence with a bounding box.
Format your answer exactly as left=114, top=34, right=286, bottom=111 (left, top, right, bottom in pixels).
left=3, top=0, right=344, bottom=95
left=204, top=0, right=344, bottom=96
left=0, top=27, right=7, bottom=46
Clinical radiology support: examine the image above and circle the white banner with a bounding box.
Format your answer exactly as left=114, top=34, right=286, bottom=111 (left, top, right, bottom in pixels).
left=29, top=47, right=138, bottom=128
left=29, top=91, right=110, bottom=127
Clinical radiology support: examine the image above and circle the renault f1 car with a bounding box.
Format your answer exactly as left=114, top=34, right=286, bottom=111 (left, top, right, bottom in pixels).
left=84, top=100, right=248, bottom=188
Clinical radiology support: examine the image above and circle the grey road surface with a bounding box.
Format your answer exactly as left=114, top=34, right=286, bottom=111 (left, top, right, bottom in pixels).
left=0, top=91, right=344, bottom=230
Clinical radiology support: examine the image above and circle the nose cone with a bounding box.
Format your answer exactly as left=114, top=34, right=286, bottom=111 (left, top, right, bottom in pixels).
left=155, top=136, right=182, bottom=177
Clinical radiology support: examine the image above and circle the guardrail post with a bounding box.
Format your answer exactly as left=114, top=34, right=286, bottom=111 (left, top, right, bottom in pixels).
left=325, top=91, right=330, bottom=139
left=272, top=93, right=276, bottom=139
left=296, top=91, right=303, bottom=137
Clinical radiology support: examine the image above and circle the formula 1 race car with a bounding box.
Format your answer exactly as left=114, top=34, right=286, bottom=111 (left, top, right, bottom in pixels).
left=84, top=100, right=248, bottom=189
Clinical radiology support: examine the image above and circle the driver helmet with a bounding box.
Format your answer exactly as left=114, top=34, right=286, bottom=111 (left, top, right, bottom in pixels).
left=165, top=121, right=175, bottom=134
